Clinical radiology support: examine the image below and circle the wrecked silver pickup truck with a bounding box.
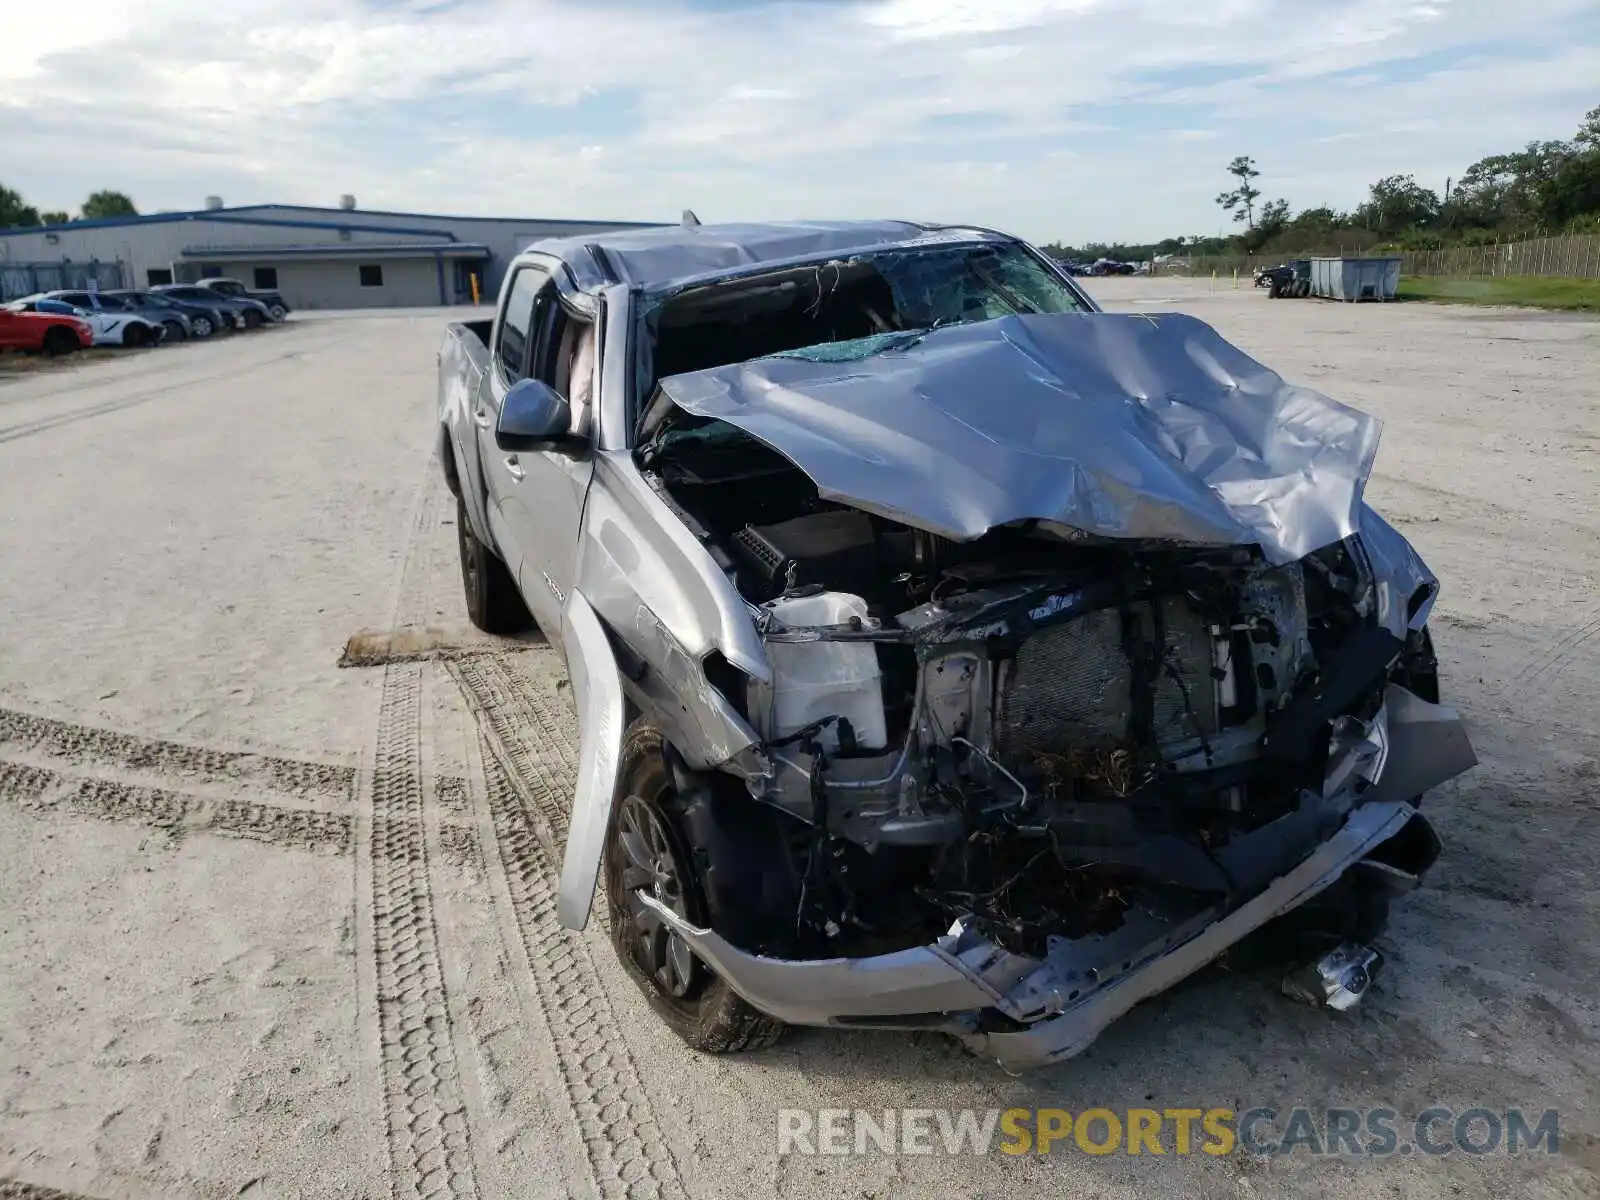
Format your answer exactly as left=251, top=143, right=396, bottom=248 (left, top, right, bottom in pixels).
left=436, top=220, right=1475, bottom=1070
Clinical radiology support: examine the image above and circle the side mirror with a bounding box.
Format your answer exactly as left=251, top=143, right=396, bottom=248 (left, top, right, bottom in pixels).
left=495, top=378, right=585, bottom=454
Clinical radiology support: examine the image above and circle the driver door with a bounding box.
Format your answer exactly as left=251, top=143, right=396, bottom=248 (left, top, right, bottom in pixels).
left=483, top=263, right=595, bottom=647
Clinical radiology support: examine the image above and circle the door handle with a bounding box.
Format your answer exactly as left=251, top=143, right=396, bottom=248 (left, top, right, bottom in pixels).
left=504, top=454, right=525, bottom=481
left=473, top=406, right=492, bottom=428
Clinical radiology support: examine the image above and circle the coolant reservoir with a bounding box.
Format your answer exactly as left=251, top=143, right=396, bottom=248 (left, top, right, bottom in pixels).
left=762, top=591, right=888, bottom=753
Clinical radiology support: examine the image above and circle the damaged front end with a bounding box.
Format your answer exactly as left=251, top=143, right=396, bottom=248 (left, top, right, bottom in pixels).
left=595, top=288, right=1475, bottom=1070
left=633, top=525, right=1470, bottom=1067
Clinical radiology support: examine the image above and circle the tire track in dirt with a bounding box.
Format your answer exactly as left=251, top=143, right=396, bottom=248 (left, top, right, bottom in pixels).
left=470, top=730, right=687, bottom=1200
left=1507, top=602, right=1600, bottom=697
left=368, top=662, right=481, bottom=1200
left=0, top=755, right=353, bottom=852
left=448, top=654, right=576, bottom=848
left=358, top=466, right=484, bottom=1200
left=0, top=706, right=355, bottom=798
left=0, top=1179, right=105, bottom=1200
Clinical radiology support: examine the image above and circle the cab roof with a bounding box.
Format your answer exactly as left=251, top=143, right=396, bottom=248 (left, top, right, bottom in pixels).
left=520, top=219, right=1014, bottom=293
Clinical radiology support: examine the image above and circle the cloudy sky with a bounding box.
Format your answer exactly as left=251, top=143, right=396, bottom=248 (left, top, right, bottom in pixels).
left=2, top=0, right=1596, bottom=243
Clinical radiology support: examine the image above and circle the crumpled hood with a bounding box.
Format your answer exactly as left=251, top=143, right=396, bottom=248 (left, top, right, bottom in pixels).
left=656, top=312, right=1384, bottom=566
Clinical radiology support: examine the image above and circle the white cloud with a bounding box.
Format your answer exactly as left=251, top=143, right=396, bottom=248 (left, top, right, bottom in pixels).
left=0, top=0, right=1593, bottom=241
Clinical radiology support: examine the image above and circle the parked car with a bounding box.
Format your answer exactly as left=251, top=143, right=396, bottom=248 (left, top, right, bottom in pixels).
left=18, top=296, right=164, bottom=347
left=436, top=220, right=1475, bottom=1071
left=45, top=289, right=193, bottom=343
left=152, top=284, right=271, bottom=330
left=1258, top=261, right=1312, bottom=298
left=104, top=289, right=226, bottom=339
left=196, top=277, right=290, bottom=322
left=0, top=302, right=92, bottom=356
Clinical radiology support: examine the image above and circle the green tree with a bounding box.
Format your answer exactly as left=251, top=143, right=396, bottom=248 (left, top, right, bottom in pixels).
left=0, top=182, right=40, bottom=228
left=1574, top=103, right=1600, bottom=151
left=1536, top=151, right=1600, bottom=226
left=1356, top=174, right=1440, bottom=236
left=1450, top=142, right=1572, bottom=230
left=1216, top=155, right=1263, bottom=227
left=81, top=190, right=138, bottom=219
left=38, top=210, right=71, bottom=225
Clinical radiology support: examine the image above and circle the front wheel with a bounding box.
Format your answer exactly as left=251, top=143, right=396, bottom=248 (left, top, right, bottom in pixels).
left=121, top=323, right=148, bottom=348
left=241, top=309, right=264, bottom=330
left=603, top=724, right=787, bottom=1054
left=267, top=303, right=288, bottom=322
left=456, top=495, right=530, bottom=634
left=163, top=320, right=187, bottom=343
left=41, top=327, right=80, bottom=357
left=190, top=315, right=214, bottom=338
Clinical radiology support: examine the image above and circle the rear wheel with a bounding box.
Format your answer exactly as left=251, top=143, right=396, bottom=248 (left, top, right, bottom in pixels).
left=455, top=495, right=530, bottom=633
left=190, top=315, right=214, bottom=338
left=241, top=309, right=264, bottom=330
left=267, top=303, right=288, bottom=322
left=604, top=724, right=787, bottom=1054
left=41, top=327, right=79, bottom=357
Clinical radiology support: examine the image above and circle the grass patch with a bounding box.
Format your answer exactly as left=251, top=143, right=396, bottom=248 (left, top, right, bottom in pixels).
left=1397, top=275, right=1600, bottom=312
left=0, top=347, right=120, bottom=377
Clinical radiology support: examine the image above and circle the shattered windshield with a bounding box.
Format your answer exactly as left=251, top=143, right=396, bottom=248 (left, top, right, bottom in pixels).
left=648, top=242, right=1088, bottom=385
left=876, top=244, right=1086, bottom=328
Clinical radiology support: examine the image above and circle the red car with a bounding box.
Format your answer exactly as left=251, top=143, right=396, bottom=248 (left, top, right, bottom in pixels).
left=0, top=303, right=92, bottom=356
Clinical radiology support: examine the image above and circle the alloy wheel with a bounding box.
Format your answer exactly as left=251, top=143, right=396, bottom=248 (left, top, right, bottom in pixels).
left=614, top=791, right=700, bottom=999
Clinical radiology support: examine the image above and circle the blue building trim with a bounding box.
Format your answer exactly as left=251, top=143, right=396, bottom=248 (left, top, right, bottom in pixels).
left=222, top=203, right=658, bottom=228
left=435, top=252, right=447, bottom=305
left=181, top=242, right=488, bottom=259
left=0, top=211, right=459, bottom=240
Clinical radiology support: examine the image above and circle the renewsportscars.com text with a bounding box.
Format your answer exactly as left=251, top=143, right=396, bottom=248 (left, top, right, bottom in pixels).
left=777, top=1106, right=1561, bottom=1158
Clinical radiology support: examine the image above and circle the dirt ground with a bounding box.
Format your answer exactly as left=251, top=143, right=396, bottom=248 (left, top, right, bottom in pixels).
left=0, top=280, right=1596, bottom=1200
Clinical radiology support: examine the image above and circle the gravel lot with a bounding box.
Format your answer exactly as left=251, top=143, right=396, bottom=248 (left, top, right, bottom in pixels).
left=1, top=281, right=1596, bottom=1199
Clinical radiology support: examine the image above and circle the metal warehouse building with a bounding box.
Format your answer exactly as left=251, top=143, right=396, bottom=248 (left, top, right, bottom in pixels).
left=0, top=200, right=658, bottom=309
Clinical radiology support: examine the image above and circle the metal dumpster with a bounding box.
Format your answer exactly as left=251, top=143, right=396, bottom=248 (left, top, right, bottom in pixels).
left=1310, top=256, right=1402, bottom=302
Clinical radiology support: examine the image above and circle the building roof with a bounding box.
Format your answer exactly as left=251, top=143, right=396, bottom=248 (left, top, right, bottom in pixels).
left=0, top=204, right=657, bottom=239
left=182, top=242, right=489, bottom=260
left=526, top=220, right=1009, bottom=293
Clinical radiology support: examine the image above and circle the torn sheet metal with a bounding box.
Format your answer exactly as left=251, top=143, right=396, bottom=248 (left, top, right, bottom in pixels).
left=657, top=312, right=1384, bottom=566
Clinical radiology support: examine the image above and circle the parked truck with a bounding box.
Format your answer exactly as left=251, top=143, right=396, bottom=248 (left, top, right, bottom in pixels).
left=436, top=220, right=1475, bottom=1071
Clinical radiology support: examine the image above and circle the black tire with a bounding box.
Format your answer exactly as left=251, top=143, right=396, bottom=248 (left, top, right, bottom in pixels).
left=267, top=303, right=288, bottom=322
left=41, top=327, right=79, bottom=357
left=456, top=495, right=530, bottom=633
left=163, top=320, right=186, bottom=343
left=122, top=323, right=148, bottom=348
left=240, top=309, right=264, bottom=330
left=190, top=315, right=214, bottom=338
left=603, top=723, right=787, bottom=1054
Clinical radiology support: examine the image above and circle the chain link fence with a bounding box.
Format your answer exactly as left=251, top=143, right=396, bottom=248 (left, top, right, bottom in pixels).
left=1148, top=234, right=1600, bottom=281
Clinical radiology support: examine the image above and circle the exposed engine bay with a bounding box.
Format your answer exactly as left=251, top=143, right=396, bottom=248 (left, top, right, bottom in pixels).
left=640, top=411, right=1430, bottom=964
